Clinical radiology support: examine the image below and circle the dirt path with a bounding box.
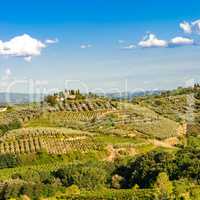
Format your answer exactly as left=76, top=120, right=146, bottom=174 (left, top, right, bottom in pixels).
left=149, top=139, right=177, bottom=149
left=105, top=144, right=137, bottom=162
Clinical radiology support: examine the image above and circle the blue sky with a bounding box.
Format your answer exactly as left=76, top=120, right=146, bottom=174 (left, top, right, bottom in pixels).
left=1, top=0, right=200, bottom=93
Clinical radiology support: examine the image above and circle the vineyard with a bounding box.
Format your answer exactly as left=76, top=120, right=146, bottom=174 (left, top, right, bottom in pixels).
left=45, top=110, right=115, bottom=121
left=47, top=100, right=118, bottom=112
left=83, top=105, right=180, bottom=140
left=0, top=128, right=102, bottom=155
left=0, top=98, right=181, bottom=158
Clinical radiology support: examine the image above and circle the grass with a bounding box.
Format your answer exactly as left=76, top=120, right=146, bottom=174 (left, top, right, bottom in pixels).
left=94, top=135, right=145, bottom=145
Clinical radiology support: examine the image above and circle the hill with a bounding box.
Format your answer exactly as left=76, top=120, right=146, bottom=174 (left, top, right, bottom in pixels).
left=0, top=86, right=199, bottom=199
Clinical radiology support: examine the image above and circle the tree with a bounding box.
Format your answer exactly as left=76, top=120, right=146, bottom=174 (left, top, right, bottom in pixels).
left=45, top=95, right=57, bottom=106
left=154, top=172, right=173, bottom=200
left=128, top=151, right=173, bottom=188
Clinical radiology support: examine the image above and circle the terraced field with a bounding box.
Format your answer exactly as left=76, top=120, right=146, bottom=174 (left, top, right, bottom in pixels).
left=47, top=100, right=118, bottom=112
left=84, top=104, right=180, bottom=139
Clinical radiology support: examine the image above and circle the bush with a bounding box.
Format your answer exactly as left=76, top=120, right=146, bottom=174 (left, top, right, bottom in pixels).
left=0, top=154, right=21, bottom=169
left=154, top=172, right=173, bottom=199
left=65, top=184, right=80, bottom=195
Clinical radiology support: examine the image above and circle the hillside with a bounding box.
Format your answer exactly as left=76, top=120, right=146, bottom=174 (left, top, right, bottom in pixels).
left=0, top=87, right=199, bottom=199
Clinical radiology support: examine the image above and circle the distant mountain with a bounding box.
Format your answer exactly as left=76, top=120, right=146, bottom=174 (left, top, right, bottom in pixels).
left=0, top=90, right=162, bottom=104
left=104, top=90, right=162, bottom=100
left=0, top=93, right=43, bottom=104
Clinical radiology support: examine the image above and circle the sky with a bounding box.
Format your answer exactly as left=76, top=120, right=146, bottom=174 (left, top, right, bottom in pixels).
left=1, top=0, right=200, bottom=93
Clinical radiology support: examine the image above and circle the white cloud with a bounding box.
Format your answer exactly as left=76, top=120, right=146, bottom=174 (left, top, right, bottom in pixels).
left=80, top=44, right=92, bottom=49
left=122, top=44, right=136, bottom=49
left=180, top=21, right=192, bottom=34
left=0, top=34, right=46, bottom=61
left=169, top=37, right=194, bottom=47
left=138, top=34, right=167, bottom=48
left=180, top=19, right=200, bottom=35
left=45, top=38, right=59, bottom=44
left=192, top=20, right=200, bottom=35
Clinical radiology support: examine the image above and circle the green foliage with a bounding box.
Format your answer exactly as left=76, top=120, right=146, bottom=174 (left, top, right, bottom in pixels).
left=53, top=162, right=108, bottom=190
left=0, top=182, right=60, bottom=200
left=187, top=136, right=200, bottom=149
left=44, top=95, right=57, bottom=106
left=0, top=183, right=22, bottom=200
left=173, top=179, right=191, bottom=200
left=190, top=187, right=200, bottom=200
left=154, top=172, right=173, bottom=199
left=171, top=147, right=200, bottom=182
left=0, top=154, right=21, bottom=169
left=65, top=184, right=80, bottom=195
left=57, top=188, right=157, bottom=200
left=126, top=151, right=173, bottom=188
left=0, top=119, right=22, bottom=134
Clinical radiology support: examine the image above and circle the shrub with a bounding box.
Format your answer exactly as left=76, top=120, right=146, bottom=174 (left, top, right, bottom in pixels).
left=154, top=172, right=173, bottom=199
left=65, top=184, right=80, bottom=195
left=0, top=154, right=21, bottom=169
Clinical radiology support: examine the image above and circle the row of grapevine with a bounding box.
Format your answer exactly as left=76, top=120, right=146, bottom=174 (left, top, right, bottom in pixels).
left=0, top=137, right=42, bottom=154
left=0, top=135, right=102, bottom=155
left=39, top=110, right=116, bottom=127
left=49, top=100, right=118, bottom=112
left=2, top=128, right=93, bottom=142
